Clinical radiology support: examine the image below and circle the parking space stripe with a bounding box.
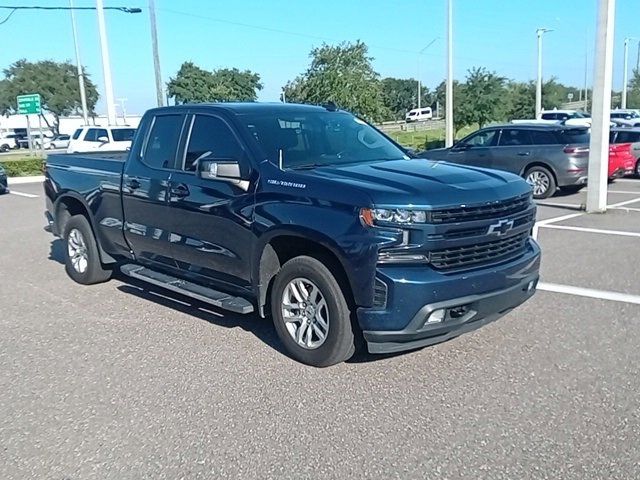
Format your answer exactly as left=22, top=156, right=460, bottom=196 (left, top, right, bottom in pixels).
left=540, top=224, right=640, bottom=237
left=608, top=197, right=640, bottom=207
left=9, top=191, right=39, bottom=198
left=538, top=282, right=640, bottom=306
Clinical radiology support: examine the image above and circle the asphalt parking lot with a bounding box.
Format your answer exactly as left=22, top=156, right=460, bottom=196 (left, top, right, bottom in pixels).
left=1, top=180, right=640, bottom=479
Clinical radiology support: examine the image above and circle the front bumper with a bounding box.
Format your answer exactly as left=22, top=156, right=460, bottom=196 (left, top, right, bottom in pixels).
left=358, top=239, right=541, bottom=354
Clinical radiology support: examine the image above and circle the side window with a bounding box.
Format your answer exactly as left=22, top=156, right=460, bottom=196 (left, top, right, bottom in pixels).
left=96, top=129, right=108, bottom=141
left=464, top=130, right=497, bottom=147
left=541, top=113, right=556, bottom=120
left=112, top=128, right=136, bottom=142
left=617, top=131, right=640, bottom=143
left=59, top=135, right=70, bottom=141
left=530, top=130, right=559, bottom=145
left=498, top=129, right=533, bottom=146
left=72, top=129, right=82, bottom=140
left=183, top=115, right=243, bottom=172
left=142, top=114, right=184, bottom=169
left=84, top=128, right=99, bottom=142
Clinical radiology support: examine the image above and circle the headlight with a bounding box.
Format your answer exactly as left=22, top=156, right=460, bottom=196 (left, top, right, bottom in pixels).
left=361, top=208, right=428, bottom=226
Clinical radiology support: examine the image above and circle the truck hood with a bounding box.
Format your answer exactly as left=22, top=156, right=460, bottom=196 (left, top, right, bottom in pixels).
left=298, top=158, right=531, bottom=208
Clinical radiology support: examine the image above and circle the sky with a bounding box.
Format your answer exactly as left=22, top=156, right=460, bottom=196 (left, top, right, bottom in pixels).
left=1, top=0, right=638, bottom=115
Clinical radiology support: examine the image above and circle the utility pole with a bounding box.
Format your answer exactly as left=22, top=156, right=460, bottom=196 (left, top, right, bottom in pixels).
left=69, top=0, right=88, bottom=125
left=118, top=97, right=128, bottom=123
left=96, top=0, right=117, bottom=125
left=536, top=28, right=553, bottom=118
left=587, top=0, right=616, bottom=213
left=584, top=43, right=589, bottom=111
left=622, top=38, right=630, bottom=109
left=149, top=0, right=164, bottom=107
left=445, top=0, right=453, bottom=147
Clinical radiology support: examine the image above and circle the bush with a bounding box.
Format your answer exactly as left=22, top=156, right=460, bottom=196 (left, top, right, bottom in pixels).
left=0, top=157, right=45, bottom=176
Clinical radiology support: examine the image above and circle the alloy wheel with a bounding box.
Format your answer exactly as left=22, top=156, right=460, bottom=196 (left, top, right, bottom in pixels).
left=281, top=278, right=330, bottom=350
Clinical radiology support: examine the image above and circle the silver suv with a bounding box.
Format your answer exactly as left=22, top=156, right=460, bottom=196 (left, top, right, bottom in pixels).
left=420, top=124, right=590, bottom=199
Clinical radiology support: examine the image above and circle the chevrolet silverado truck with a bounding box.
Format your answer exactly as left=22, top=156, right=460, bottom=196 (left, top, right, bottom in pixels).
left=44, top=103, right=541, bottom=367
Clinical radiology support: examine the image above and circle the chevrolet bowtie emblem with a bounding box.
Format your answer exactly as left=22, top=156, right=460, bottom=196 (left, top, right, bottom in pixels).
left=487, top=219, right=514, bottom=236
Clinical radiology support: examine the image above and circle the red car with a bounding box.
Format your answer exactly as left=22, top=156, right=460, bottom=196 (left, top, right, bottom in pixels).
left=608, top=142, right=635, bottom=178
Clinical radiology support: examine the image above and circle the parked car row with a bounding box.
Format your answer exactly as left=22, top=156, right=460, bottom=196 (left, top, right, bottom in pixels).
left=0, top=126, right=137, bottom=154
left=419, top=123, right=637, bottom=199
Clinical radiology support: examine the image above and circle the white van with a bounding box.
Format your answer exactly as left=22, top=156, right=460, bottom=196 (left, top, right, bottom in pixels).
left=67, top=126, right=137, bottom=153
left=405, top=107, right=433, bottom=123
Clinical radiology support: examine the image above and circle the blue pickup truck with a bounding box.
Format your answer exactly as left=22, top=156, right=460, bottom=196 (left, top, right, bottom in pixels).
left=44, top=103, right=540, bottom=367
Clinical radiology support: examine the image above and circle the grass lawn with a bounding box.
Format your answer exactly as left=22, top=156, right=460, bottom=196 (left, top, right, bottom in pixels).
left=389, top=125, right=477, bottom=151
left=0, top=153, right=46, bottom=176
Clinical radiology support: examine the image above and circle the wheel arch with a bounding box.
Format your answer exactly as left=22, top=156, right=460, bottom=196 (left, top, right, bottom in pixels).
left=54, top=193, right=116, bottom=264
left=254, top=229, right=355, bottom=318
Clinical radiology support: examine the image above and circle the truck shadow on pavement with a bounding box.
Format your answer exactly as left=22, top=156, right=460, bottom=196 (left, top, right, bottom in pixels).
left=48, top=239, right=66, bottom=265
left=47, top=239, right=412, bottom=365
left=114, top=273, right=285, bottom=356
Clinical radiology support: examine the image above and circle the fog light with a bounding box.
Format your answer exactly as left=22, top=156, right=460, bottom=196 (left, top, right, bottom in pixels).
left=426, top=308, right=446, bottom=324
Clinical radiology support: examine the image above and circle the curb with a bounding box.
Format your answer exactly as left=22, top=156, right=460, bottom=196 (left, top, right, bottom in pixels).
left=7, top=175, right=45, bottom=185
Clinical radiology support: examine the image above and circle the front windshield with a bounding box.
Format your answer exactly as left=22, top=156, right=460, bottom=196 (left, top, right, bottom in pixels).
left=242, top=110, right=408, bottom=169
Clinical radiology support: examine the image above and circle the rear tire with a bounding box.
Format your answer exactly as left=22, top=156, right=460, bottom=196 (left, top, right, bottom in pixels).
left=63, top=215, right=112, bottom=285
left=636, top=160, right=640, bottom=178
left=271, top=256, right=355, bottom=367
left=525, top=166, right=556, bottom=199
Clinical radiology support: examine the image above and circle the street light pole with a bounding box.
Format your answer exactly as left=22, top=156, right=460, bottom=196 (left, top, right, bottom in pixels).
left=622, top=38, right=630, bottom=109
left=149, top=0, right=164, bottom=107
left=96, top=0, right=117, bottom=125
left=445, top=0, right=454, bottom=147
left=586, top=0, right=616, bottom=213
left=536, top=28, right=552, bottom=119
left=69, top=0, right=88, bottom=125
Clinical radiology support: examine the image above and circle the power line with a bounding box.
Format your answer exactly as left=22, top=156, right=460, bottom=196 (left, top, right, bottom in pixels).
left=0, top=5, right=142, bottom=13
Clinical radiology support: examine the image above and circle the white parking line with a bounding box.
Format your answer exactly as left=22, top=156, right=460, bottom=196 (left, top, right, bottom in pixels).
left=599, top=190, right=640, bottom=194
left=609, top=196, right=640, bottom=207
left=9, top=190, right=39, bottom=198
left=610, top=207, right=640, bottom=213
left=540, top=224, right=640, bottom=238
left=538, top=282, right=640, bottom=306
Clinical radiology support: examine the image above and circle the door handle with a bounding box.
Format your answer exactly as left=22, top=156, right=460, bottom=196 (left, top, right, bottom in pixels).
left=170, top=183, right=190, bottom=198
left=125, top=178, right=141, bottom=189
left=517, top=152, right=531, bottom=156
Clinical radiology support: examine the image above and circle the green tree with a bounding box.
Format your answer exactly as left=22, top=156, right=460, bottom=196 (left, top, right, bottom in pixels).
left=628, top=69, right=640, bottom=109
left=283, top=41, right=389, bottom=123
left=434, top=80, right=467, bottom=134
left=380, top=77, right=431, bottom=120
left=167, top=62, right=262, bottom=104
left=458, top=67, right=506, bottom=128
left=0, top=59, right=98, bottom=133
left=503, top=81, right=536, bottom=120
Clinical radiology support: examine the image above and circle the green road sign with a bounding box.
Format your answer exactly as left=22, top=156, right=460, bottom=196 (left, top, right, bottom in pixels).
left=17, top=94, right=42, bottom=115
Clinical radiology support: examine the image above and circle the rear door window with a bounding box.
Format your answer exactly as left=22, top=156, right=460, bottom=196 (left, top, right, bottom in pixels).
left=541, top=113, right=556, bottom=120
left=558, top=129, right=590, bottom=144
left=498, top=129, right=533, bottom=146
left=616, top=131, right=640, bottom=143
left=141, top=115, right=184, bottom=169
left=530, top=130, right=559, bottom=145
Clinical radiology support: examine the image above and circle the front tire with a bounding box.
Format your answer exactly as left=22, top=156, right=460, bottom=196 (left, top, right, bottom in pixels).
left=525, top=166, right=556, bottom=199
left=271, top=256, right=355, bottom=367
left=63, top=215, right=112, bottom=285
